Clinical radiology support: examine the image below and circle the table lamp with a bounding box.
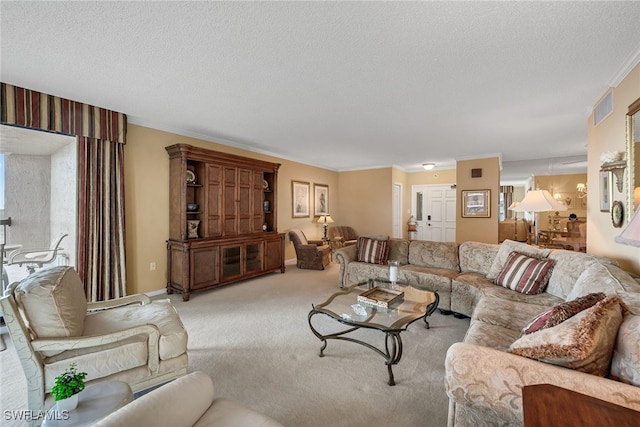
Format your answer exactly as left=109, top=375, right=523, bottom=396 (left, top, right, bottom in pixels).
left=511, top=190, right=567, bottom=245
left=317, top=214, right=334, bottom=242
left=615, top=207, right=640, bottom=247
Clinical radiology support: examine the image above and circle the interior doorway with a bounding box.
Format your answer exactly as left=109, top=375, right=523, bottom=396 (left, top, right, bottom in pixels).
left=411, top=184, right=456, bottom=242
left=393, top=183, right=402, bottom=238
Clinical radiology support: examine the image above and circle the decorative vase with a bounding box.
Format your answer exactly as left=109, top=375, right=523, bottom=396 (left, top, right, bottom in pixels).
left=263, top=200, right=270, bottom=212
left=57, top=393, right=78, bottom=412
left=388, top=260, right=399, bottom=287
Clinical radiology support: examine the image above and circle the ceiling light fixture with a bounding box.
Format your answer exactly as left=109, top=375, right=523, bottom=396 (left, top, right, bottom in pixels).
left=422, top=163, right=435, bottom=170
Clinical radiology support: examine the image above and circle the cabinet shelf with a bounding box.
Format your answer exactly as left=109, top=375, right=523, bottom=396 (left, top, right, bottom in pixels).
left=166, top=143, right=285, bottom=301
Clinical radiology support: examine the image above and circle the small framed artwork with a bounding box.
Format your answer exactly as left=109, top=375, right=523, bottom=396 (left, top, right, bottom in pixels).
left=462, top=190, right=491, bottom=218
left=292, top=181, right=310, bottom=218
left=599, top=170, right=612, bottom=212
left=314, top=184, right=329, bottom=216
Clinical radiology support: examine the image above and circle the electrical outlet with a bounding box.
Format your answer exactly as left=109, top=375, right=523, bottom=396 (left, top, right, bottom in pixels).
left=150, top=262, right=157, bottom=271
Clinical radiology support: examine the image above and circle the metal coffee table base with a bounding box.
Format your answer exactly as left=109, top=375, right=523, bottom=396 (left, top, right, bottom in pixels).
left=308, top=297, right=437, bottom=386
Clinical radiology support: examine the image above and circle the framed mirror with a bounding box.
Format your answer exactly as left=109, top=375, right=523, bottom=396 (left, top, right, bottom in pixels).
left=626, top=97, right=640, bottom=220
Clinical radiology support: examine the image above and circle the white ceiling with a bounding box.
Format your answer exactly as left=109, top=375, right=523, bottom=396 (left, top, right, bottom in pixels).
left=1, top=1, right=640, bottom=185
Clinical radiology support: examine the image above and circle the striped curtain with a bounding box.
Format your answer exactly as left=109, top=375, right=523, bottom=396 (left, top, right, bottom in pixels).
left=1, top=83, right=126, bottom=142
left=500, top=185, right=514, bottom=219
left=1, top=83, right=127, bottom=301
left=78, top=138, right=127, bottom=301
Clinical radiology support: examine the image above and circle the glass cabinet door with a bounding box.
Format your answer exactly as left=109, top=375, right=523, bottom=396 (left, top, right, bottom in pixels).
left=222, top=246, right=241, bottom=279
left=245, top=243, right=262, bottom=273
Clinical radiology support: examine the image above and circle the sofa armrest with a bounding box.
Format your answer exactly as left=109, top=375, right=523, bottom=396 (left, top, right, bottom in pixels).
left=445, top=342, right=640, bottom=425
left=87, top=294, right=151, bottom=311
left=33, top=324, right=161, bottom=373
left=334, top=245, right=358, bottom=287
left=94, top=371, right=213, bottom=427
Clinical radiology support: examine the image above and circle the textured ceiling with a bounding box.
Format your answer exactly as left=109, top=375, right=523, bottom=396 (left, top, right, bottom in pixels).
left=1, top=1, right=640, bottom=184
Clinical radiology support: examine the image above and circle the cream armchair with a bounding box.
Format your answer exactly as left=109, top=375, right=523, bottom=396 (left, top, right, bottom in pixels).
left=0, top=266, right=188, bottom=423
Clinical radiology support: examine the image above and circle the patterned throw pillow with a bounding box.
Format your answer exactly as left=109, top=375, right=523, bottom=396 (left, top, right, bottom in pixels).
left=487, top=240, right=550, bottom=280
left=356, top=237, right=390, bottom=265
left=510, top=296, right=627, bottom=376
left=521, top=310, right=554, bottom=335
left=494, top=251, right=555, bottom=295
left=521, top=292, right=607, bottom=335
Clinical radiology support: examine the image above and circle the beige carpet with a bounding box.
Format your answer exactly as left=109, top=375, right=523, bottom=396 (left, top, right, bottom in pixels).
left=0, top=262, right=469, bottom=426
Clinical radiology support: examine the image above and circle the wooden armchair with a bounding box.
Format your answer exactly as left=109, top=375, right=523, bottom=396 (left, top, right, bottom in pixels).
left=328, top=226, right=358, bottom=248
left=0, top=266, right=188, bottom=421
left=288, top=229, right=331, bottom=270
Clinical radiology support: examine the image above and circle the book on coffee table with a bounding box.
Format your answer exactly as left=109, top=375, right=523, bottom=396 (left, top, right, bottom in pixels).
left=357, top=287, right=404, bottom=308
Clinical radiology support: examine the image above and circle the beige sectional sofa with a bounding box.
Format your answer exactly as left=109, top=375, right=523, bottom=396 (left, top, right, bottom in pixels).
left=334, top=238, right=640, bottom=426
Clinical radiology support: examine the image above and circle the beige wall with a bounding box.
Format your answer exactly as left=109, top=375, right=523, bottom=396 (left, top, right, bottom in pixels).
left=587, top=63, right=640, bottom=274
left=337, top=168, right=394, bottom=236
left=456, top=157, right=500, bottom=244
left=124, top=124, right=338, bottom=294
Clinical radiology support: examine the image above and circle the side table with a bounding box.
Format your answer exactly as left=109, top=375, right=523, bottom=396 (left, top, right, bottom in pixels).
left=43, top=381, right=133, bottom=426
left=523, top=383, right=640, bottom=427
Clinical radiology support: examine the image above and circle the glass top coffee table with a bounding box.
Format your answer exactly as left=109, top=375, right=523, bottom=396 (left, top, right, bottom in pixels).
left=308, top=278, right=439, bottom=386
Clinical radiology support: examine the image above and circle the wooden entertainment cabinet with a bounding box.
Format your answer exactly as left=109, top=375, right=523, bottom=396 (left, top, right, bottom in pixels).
left=165, top=144, right=285, bottom=301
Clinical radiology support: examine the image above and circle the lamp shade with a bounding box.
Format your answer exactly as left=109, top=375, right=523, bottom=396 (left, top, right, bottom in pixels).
left=511, top=189, right=567, bottom=213
left=615, top=208, right=640, bottom=247
left=317, top=214, right=334, bottom=224
left=507, top=201, right=519, bottom=210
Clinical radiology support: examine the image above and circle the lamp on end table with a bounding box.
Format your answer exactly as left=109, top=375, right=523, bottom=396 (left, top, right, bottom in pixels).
left=511, top=190, right=567, bottom=245
left=317, top=214, right=334, bottom=244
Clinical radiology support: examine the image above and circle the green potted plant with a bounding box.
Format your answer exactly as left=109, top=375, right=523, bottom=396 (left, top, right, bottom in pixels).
left=51, top=363, right=87, bottom=411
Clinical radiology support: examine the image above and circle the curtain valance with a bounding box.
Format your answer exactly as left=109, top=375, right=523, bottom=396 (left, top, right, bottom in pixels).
left=500, top=185, right=514, bottom=193
left=1, top=83, right=126, bottom=143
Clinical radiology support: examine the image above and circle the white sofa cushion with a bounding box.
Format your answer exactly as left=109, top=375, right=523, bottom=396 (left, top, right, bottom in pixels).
left=610, top=313, right=640, bottom=386
left=566, top=263, right=640, bottom=301
left=14, top=266, right=87, bottom=343
left=44, top=336, right=148, bottom=392
left=83, top=299, right=188, bottom=360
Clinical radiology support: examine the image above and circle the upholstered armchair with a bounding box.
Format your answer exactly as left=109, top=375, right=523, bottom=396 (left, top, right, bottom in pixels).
left=0, top=266, right=188, bottom=420
left=288, top=229, right=331, bottom=270
left=328, top=226, right=358, bottom=248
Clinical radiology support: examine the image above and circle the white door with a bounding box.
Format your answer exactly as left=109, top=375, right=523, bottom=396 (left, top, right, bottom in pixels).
left=411, top=184, right=456, bottom=242
left=392, top=183, right=402, bottom=238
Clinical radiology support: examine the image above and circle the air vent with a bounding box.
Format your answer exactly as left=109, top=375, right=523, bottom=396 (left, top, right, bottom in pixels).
left=594, top=89, right=613, bottom=126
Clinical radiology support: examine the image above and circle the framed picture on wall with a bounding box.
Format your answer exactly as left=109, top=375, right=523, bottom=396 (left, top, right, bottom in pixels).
left=314, top=184, right=329, bottom=216
left=462, top=190, right=491, bottom=218
left=292, top=181, right=310, bottom=218
left=599, top=170, right=612, bottom=212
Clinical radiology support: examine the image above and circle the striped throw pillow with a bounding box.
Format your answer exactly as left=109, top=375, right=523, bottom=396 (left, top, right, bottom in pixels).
left=356, top=237, right=390, bottom=265
left=495, top=251, right=555, bottom=295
